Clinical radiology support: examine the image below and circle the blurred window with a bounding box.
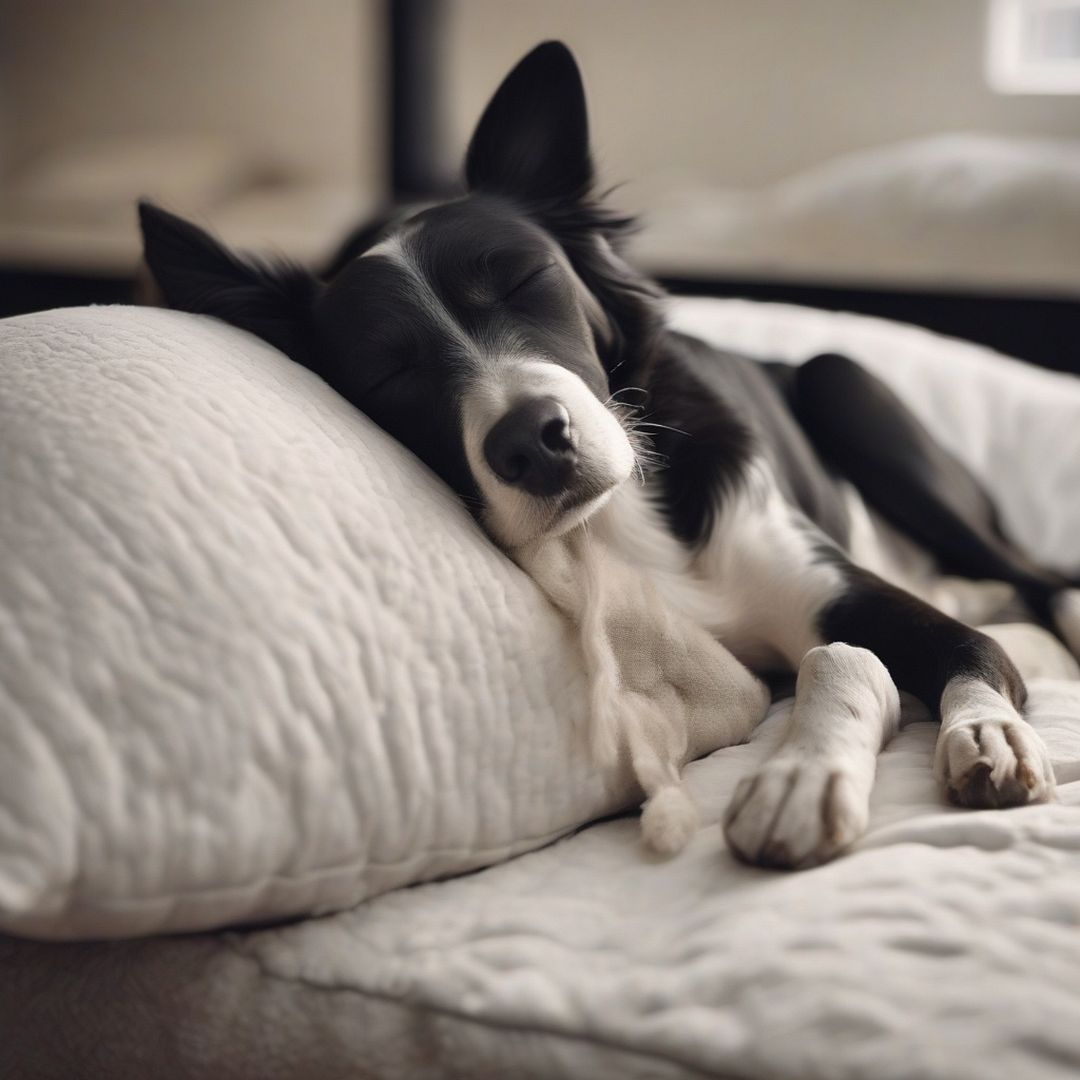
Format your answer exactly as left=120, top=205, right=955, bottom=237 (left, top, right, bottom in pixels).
left=988, top=0, right=1080, bottom=92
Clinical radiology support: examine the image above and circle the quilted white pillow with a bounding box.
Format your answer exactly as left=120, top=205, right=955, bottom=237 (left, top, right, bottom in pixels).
left=0, top=305, right=765, bottom=940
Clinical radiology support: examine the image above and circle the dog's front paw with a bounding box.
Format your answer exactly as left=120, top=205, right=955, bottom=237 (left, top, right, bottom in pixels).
left=935, top=716, right=1055, bottom=809
left=722, top=759, right=869, bottom=870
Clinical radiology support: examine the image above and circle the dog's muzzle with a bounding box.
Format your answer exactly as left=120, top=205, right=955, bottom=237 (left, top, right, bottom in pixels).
left=482, top=396, right=578, bottom=497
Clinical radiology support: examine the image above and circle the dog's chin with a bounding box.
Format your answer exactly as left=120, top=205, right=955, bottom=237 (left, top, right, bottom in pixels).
left=480, top=471, right=628, bottom=551
left=545, top=480, right=620, bottom=538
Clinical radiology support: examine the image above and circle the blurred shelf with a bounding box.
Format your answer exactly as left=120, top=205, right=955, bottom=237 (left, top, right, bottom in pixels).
left=0, top=183, right=380, bottom=318
left=0, top=183, right=378, bottom=277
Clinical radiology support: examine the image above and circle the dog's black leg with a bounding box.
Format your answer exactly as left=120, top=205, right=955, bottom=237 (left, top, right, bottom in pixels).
left=791, top=353, right=1075, bottom=630
left=819, top=561, right=1026, bottom=715
left=717, top=496, right=1056, bottom=870
left=723, top=540, right=1057, bottom=869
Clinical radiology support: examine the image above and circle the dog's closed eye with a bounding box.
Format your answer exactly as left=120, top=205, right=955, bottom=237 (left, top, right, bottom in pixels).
left=501, top=262, right=556, bottom=302
left=362, top=366, right=416, bottom=397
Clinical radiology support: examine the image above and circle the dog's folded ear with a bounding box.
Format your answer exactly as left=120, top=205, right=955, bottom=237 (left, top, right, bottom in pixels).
left=138, top=201, right=321, bottom=363
left=465, top=41, right=592, bottom=206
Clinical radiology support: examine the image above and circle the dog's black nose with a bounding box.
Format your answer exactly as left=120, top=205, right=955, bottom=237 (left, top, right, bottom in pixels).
left=483, top=397, right=577, bottom=496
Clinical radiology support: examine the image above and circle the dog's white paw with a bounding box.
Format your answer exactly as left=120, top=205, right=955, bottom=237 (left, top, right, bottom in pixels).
left=722, top=758, right=870, bottom=870
left=641, top=785, right=699, bottom=855
left=935, top=715, right=1055, bottom=809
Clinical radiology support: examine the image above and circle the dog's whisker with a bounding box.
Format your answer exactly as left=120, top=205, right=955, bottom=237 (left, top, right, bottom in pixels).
left=636, top=452, right=667, bottom=467
left=631, top=418, right=690, bottom=437
left=605, top=402, right=644, bottom=422
left=605, top=386, right=649, bottom=405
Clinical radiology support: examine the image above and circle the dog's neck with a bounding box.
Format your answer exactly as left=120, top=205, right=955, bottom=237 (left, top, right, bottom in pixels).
left=509, top=483, right=690, bottom=627
left=508, top=484, right=768, bottom=853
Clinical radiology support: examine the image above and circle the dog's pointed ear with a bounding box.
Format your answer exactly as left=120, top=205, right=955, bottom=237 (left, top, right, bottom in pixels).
left=138, top=200, right=321, bottom=362
left=465, top=41, right=592, bottom=204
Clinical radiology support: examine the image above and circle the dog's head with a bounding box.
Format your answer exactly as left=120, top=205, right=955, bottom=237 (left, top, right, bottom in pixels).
left=140, top=42, right=662, bottom=549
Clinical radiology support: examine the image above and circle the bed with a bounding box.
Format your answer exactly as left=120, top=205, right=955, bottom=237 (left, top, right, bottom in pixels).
left=2, top=297, right=1079, bottom=1079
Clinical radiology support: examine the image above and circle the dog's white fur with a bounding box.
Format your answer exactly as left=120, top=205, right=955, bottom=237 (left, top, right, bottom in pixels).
left=471, top=354, right=1066, bottom=861
left=692, top=463, right=845, bottom=669
left=461, top=359, right=635, bottom=548
left=513, top=513, right=769, bottom=854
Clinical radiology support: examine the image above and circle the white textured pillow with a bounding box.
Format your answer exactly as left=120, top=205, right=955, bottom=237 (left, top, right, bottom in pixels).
left=0, top=305, right=765, bottom=940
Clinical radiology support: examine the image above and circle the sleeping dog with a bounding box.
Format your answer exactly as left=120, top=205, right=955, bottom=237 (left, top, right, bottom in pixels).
left=139, top=42, right=1080, bottom=868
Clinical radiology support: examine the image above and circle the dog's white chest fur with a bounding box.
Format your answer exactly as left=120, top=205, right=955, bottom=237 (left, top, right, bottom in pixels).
left=512, top=488, right=769, bottom=853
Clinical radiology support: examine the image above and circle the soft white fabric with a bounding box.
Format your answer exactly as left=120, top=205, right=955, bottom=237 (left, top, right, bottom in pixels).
left=632, top=134, right=1080, bottom=295
left=2, top=298, right=1079, bottom=1079
left=5, top=684, right=1080, bottom=1080
left=0, top=304, right=763, bottom=940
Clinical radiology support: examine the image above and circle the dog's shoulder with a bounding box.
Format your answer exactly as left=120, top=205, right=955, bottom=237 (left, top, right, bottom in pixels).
left=643, top=333, right=758, bottom=544
left=646, top=330, right=850, bottom=548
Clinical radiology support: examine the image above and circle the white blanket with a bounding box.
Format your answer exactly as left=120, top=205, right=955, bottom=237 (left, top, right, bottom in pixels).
left=3, top=299, right=1079, bottom=1079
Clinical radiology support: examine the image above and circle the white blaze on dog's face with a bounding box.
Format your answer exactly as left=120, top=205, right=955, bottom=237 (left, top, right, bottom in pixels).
left=312, top=202, right=636, bottom=549
left=462, top=352, right=635, bottom=548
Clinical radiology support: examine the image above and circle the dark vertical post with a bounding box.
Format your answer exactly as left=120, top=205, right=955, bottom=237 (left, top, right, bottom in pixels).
left=389, top=0, right=453, bottom=199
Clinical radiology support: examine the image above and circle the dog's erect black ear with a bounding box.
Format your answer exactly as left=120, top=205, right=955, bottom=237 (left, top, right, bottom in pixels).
left=138, top=201, right=320, bottom=362
left=465, top=41, right=592, bottom=204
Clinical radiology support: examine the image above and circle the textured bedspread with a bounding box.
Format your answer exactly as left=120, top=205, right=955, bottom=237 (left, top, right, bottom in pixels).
left=5, top=682, right=1080, bottom=1079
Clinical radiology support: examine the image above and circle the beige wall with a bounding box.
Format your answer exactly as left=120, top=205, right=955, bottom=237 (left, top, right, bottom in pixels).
left=444, top=0, right=1080, bottom=204
left=6, top=1, right=1076, bottom=204
left=0, top=0, right=385, bottom=193
left=4, top=0, right=1078, bottom=268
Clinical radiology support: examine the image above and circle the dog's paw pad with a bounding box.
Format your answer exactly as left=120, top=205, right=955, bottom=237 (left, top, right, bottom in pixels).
left=641, top=785, right=698, bottom=855
left=936, top=717, right=1055, bottom=809
left=723, top=760, right=868, bottom=870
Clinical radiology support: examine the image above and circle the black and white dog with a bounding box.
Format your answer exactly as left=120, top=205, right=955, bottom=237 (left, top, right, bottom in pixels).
left=140, top=42, right=1080, bottom=868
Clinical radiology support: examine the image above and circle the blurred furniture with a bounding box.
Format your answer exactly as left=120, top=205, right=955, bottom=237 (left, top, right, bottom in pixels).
left=629, top=133, right=1080, bottom=376
left=0, top=0, right=384, bottom=316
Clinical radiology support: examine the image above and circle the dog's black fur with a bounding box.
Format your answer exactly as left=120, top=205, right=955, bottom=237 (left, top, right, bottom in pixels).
left=141, top=42, right=1078, bottom=842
